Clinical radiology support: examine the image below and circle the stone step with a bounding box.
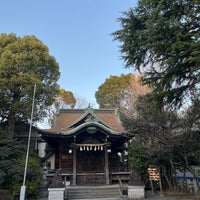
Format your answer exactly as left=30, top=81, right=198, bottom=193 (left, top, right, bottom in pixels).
left=66, top=199, right=122, bottom=200
left=65, top=185, right=122, bottom=200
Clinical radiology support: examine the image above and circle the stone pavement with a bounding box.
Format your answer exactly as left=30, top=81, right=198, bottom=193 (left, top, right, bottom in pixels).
left=38, top=195, right=196, bottom=200
left=38, top=191, right=198, bottom=200
left=145, top=191, right=197, bottom=200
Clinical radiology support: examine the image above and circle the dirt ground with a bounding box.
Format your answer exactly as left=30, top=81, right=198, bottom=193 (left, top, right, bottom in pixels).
left=145, top=191, right=200, bottom=200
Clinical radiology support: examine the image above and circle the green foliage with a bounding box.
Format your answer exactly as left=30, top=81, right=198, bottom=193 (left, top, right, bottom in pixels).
left=173, top=98, right=200, bottom=168
left=57, top=88, right=76, bottom=108
left=46, top=88, right=76, bottom=127
left=0, top=137, right=42, bottom=198
left=0, top=33, right=60, bottom=137
left=0, top=139, right=24, bottom=185
left=122, top=95, right=178, bottom=187
left=95, top=73, right=150, bottom=114
left=128, top=139, right=150, bottom=185
left=95, top=74, right=131, bottom=109
left=123, top=95, right=200, bottom=191
left=6, top=155, right=42, bottom=198
left=113, top=0, right=200, bottom=108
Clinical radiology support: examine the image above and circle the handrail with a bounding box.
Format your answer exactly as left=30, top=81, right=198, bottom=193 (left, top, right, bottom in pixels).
left=118, top=176, right=123, bottom=191
left=118, top=176, right=128, bottom=196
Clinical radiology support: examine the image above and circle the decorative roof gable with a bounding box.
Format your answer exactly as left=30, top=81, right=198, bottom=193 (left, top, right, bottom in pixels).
left=67, top=107, right=111, bottom=129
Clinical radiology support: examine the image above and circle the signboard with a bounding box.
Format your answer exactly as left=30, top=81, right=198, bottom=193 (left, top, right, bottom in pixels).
left=148, top=166, right=160, bottom=181
left=147, top=165, right=163, bottom=196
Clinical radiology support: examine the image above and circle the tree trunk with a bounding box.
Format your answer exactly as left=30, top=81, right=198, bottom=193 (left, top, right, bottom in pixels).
left=8, top=114, right=15, bottom=139
left=171, top=168, right=178, bottom=191
left=184, top=154, right=200, bottom=194
left=163, top=166, right=173, bottom=191
left=180, top=167, right=186, bottom=193
left=187, top=166, right=200, bottom=194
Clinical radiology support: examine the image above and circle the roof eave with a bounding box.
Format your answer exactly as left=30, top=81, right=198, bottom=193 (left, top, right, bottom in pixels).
left=38, top=121, right=127, bottom=137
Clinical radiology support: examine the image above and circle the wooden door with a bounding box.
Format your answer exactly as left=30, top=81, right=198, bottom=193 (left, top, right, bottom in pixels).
left=77, top=150, right=104, bottom=172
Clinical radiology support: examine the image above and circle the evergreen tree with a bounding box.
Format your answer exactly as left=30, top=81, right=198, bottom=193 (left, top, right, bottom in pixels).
left=113, top=0, right=200, bottom=108
left=0, top=33, right=60, bottom=138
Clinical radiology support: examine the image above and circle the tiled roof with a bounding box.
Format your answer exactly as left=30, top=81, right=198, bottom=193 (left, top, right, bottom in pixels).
left=41, top=108, right=127, bottom=135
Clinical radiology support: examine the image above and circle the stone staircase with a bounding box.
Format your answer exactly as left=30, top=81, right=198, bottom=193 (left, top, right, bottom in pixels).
left=64, top=185, right=123, bottom=200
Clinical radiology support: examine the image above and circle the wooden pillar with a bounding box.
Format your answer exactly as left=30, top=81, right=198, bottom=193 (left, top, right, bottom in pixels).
left=72, top=147, right=77, bottom=185
left=59, top=140, right=62, bottom=168
left=104, top=146, right=110, bottom=184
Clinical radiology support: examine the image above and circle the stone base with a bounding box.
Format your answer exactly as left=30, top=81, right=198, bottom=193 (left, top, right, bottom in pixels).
left=48, top=188, right=65, bottom=200
left=128, top=185, right=145, bottom=199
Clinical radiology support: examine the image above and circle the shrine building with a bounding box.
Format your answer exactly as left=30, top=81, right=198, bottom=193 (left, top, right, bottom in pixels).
left=38, top=107, right=132, bottom=186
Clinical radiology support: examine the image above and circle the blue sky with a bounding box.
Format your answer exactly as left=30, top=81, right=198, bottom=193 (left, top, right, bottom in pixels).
left=1, top=0, right=137, bottom=107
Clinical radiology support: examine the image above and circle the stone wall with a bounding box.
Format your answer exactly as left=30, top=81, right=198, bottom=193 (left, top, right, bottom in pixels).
left=48, top=188, right=65, bottom=200
left=128, top=185, right=145, bottom=199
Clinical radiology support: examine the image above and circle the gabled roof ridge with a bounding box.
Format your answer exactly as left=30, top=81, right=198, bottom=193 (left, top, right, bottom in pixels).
left=59, top=109, right=85, bottom=114
left=63, top=121, right=123, bottom=136
left=67, top=109, right=112, bottom=129
left=67, top=109, right=92, bottom=128
left=59, top=108, right=117, bottom=113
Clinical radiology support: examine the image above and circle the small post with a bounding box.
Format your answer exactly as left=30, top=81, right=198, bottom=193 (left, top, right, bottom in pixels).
left=159, top=167, right=164, bottom=197
left=150, top=180, right=154, bottom=195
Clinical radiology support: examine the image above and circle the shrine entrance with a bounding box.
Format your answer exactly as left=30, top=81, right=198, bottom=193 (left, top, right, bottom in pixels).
left=76, top=150, right=106, bottom=185
left=77, top=150, right=104, bottom=172
left=39, top=108, right=132, bottom=186
left=71, top=142, right=110, bottom=185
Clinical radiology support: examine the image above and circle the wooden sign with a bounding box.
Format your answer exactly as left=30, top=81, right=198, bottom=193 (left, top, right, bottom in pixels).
left=148, top=166, right=160, bottom=181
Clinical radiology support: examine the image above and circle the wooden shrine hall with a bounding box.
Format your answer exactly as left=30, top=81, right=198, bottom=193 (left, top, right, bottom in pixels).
left=38, top=107, right=131, bottom=186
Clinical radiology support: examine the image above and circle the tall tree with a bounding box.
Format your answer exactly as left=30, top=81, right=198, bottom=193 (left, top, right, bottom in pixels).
left=113, top=0, right=200, bottom=109
left=57, top=89, right=76, bottom=109
left=173, top=98, right=200, bottom=192
left=95, top=73, right=150, bottom=114
left=95, top=74, right=131, bottom=109
left=122, top=74, right=151, bottom=116
left=122, top=96, right=180, bottom=190
left=47, top=89, right=76, bottom=127
left=0, top=33, right=60, bottom=138
left=123, top=95, right=200, bottom=192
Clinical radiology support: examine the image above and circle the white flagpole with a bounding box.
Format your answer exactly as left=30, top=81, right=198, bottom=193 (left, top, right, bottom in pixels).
left=20, top=84, right=36, bottom=200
